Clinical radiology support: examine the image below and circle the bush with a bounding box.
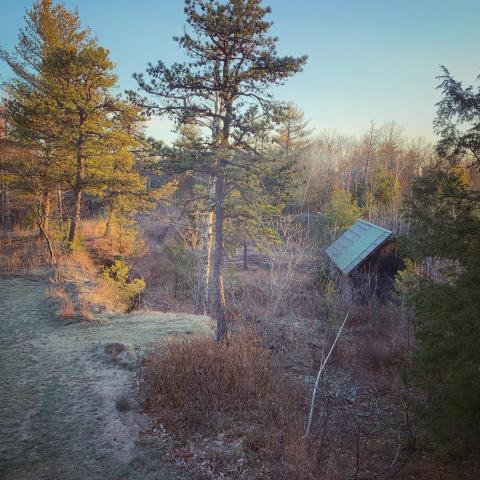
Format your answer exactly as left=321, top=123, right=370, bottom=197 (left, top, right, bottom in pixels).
left=141, top=333, right=314, bottom=479
left=102, top=260, right=145, bottom=307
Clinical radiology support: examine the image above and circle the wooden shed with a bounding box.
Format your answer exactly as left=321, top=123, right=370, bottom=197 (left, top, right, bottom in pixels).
left=325, top=219, right=399, bottom=292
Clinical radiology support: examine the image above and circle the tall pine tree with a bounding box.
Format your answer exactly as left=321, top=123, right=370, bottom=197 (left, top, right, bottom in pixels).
left=1, top=0, right=146, bottom=245
left=133, top=0, right=306, bottom=339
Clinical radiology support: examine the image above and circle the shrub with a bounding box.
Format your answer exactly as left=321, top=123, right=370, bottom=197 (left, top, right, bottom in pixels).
left=141, top=333, right=316, bottom=479
left=409, top=269, right=480, bottom=456
left=102, top=260, right=145, bottom=307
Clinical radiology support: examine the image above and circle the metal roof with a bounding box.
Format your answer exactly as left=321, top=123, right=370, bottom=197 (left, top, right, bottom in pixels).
left=325, top=219, right=393, bottom=275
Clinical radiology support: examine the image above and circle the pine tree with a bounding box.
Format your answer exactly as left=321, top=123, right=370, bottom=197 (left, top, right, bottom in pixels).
left=274, top=101, right=312, bottom=155
left=1, top=72, right=64, bottom=236
left=133, top=0, right=306, bottom=339
left=274, top=102, right=313, bottom=207
left=0, top=0, right=78, bottom=256
left=1, top=0, right=146, bottom=246
left=405, top=67, right=480, bottom=455
left=435, top=66, right=480, bottom=170
left=406, top=164, right=480, bottom=455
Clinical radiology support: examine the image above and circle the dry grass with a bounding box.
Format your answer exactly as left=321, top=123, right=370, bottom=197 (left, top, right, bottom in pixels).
left=82, top=217, right=147, bottom=260
left=81, top=218, right=107, bottom=238
left=79, top=298, right=93, bottom=321
left=52, top=248, right=125, bottom=318
left=58, top=299, right=75, bottom=319
left=144, top=333, right=274, bottom=427
left=142, top=332, right=319, bottom=480
left=332, top=305, right=409, bottom=381
left=48, top=286, right=68, bottom=301
left=90, top=278, right=125, bottom=312
left=48, top=286, right=71, bottom=319
left=0, top=233, right=51, bottom=272
left=215, top=264, right=415, bottom=478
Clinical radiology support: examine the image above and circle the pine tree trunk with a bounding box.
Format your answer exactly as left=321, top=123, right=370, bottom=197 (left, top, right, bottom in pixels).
left=57, top=189, right=63, bottom=221
left=68, top=139, right=84, bottom=243
left=39, top=220, right=56, bottom=265
left=41, top=191, right=50, bottom=234
left=243, top=239, right=248, bottom=271
left=104, top=208, right=114, bottom=238
left=195, top=207, right=214, bottom=315
left=195, top=178, right=215, bottom=314
left=206, top=211, right=214, bottom=301
left=1, top=182, right=6, bottom=231
left=1, top=180, right=10, bottom=232
left=68, top=186, right=81, bottom=243
left=212, top=162, right=227, bottom=341
left=119, top=216, right=123, bottom=253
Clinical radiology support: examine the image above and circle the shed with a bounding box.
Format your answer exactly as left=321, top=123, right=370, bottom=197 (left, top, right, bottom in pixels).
left=325, top=219, right=397, bottom=278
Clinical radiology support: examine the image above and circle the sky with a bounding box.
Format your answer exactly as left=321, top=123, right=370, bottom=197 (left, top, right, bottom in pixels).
left=1, top=0, right=479, bottom=144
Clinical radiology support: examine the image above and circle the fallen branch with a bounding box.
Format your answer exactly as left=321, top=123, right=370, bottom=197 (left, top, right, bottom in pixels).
left=305, top=306, right=351, bottom=437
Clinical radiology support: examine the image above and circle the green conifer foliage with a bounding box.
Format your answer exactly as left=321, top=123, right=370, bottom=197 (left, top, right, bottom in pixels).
left=133, top=0, right=307, bottom=339
left=1, top=0, right=147, bottom=246
left=405, top=67, right=480, bottom=455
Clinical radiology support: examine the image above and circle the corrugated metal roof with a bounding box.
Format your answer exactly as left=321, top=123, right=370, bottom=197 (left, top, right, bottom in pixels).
left=325, top=220, right=393, bottom=274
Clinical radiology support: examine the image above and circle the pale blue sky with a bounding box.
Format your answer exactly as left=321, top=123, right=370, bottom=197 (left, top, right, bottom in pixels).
left=1, top=0, right=479, bottom=143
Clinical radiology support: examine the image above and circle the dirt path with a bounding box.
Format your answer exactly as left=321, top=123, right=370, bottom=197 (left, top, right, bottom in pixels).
left=0, top=274, right=209, bottom=480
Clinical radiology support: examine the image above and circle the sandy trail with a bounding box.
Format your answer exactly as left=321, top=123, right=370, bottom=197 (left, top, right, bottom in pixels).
left=0, top=274, right=207, bottom=480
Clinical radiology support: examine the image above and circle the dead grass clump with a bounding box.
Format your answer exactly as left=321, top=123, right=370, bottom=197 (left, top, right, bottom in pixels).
left=143, top=334, right=274, bottom=430
left=79, top=298, right=93, bottom=321
left=58, top=299, right=75, bottom=319
left=334, top=334, right=405, bottom=372
left=55, top=248, right=126, bottom=315
left=142, top=333, right=315, bottom=479
left=48, top=286, right=68, bottom=301
left=71, top=249, right=97, bottom=273
left=90, top=278, right=125, bottom=313
left=332, top=304, right=409, bottom=373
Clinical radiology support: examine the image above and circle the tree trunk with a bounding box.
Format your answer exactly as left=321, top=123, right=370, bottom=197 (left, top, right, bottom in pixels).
left=57, top=189, right=63, bottom=221
left=195, top=178, right=215, bottom=315
left=104, top=207, right=115, bottom=238
left=195, top=209, right=214, bottom=314
left=212, top=162, right=227, bottom=341
left=118, top=216, right=123, bottom=253
left=68, top=139, right=84, bottom=243
left=196, top=88, right=220, bottom=315
left=38, top=220, right=56, bottom=265
left=206, top=210, right=214, bottom=302
left=41, top=191, right=50, bottom=234
left=1, top=184, right=6, bottom=231
left=68, top=186, right=81, bottom=243
left=243, top=239, right=248, bottom=271
left=1, top=181, right=10, bottom=232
